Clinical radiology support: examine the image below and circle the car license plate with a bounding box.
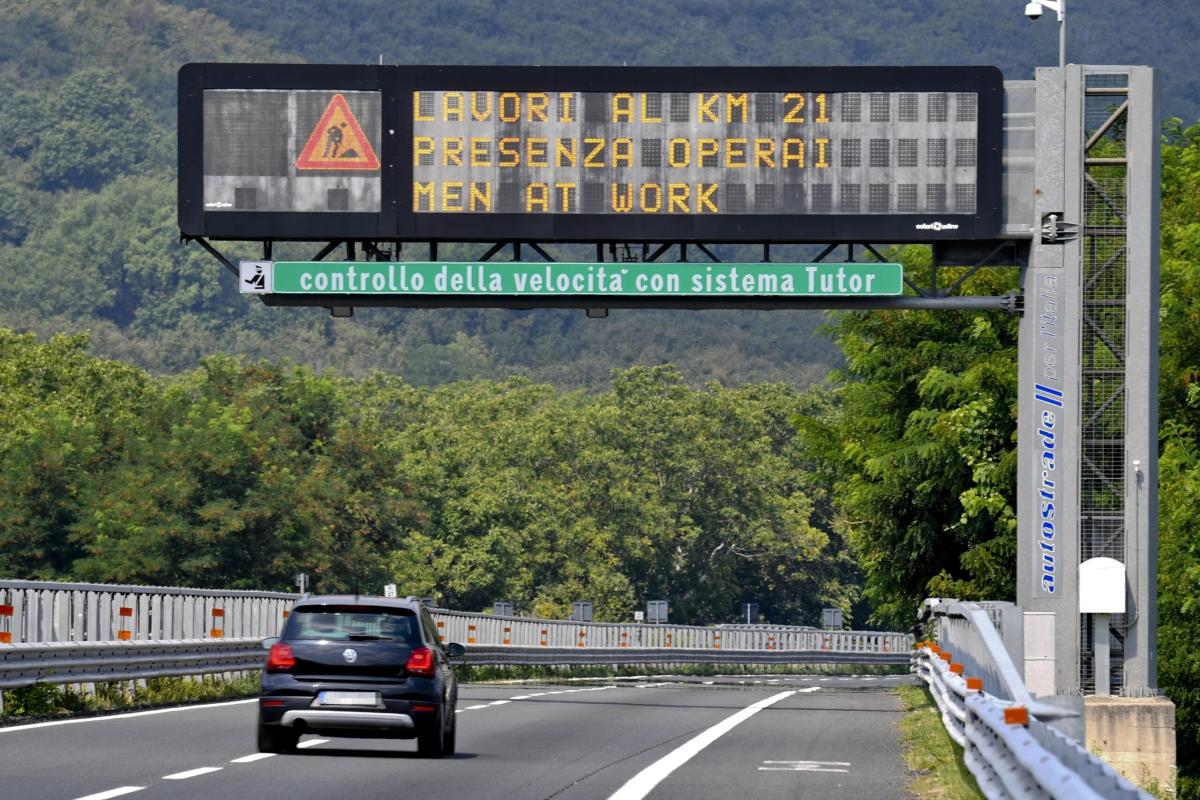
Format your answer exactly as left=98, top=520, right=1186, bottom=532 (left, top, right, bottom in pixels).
left=316, top=691, right=379, bottom=706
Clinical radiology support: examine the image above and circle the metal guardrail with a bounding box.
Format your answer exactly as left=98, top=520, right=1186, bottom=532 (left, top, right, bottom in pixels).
left=0, top=580, right=912, bottom=657
left=0, top=638, right=266, bottom=690
left=432, top=608, right=910, bottom=654
left=913, top=599, right=1149, bottom=800
left=462, top=645, right=910, bottom=667
left=0, top=638, right=910, bottom=695
left=0, top=580, right=296, bottom=644
left=0, top=579, right=912, bottom=714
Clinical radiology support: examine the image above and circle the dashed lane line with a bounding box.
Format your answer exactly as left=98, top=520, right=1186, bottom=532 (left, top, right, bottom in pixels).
left=162, top=767, right=223, bottom=780
left=296, top=738, right=330, bottom=749
left=760, top=759, right=851, bottom=773
left=75, top=789, right=145, bottom=800
left=70, top=685, right=625, bottom=800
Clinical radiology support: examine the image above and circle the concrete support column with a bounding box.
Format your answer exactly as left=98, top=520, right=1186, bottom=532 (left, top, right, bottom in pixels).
left=1016, top=65, right=1083, bottom=695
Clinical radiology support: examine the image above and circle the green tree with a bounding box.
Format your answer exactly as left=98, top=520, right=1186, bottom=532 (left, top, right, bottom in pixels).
left=0, top=331, right=152, bottom=578
left=798, top=252, right=1019, bottom=628
left=31, top=69, right=168, bottom=192
left=1154, top=118, right=1200, bottom=799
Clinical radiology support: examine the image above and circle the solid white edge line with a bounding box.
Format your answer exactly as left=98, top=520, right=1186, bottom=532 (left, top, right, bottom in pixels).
left=1, top=698, right=258, bottom=734
left=74, top=788, right=145, bottom=800
left=230, top=753, right=275, bottom=763
left=606, top=690, right=796, bottom=800
left=162, top=767, right=223, bottom=780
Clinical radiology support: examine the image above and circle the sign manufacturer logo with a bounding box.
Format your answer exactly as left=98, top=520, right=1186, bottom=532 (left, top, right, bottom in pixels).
left=914, top=221, right=961, bottom=232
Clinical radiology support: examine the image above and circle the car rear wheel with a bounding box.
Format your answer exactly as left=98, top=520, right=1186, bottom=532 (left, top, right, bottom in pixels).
left=257, top=719, right=299, bottom=754
left=417, top=709, right=448, bottom=758
left=441, top=708, right=457, bottom=756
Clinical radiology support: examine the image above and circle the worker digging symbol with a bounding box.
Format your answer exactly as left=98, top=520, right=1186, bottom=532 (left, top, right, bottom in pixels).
left=323, top=124, right=344, bottom=159
left=296, top=93, right=380, bottom=171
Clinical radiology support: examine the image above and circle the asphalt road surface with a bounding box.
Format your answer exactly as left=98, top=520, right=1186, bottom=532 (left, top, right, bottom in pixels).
left=1, top=673, right=917, bottom=800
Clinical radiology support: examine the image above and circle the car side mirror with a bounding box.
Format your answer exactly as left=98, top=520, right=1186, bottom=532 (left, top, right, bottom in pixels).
left=261, top=636, right=279, bottom=650
left=445, top=642, right=466, bottom=658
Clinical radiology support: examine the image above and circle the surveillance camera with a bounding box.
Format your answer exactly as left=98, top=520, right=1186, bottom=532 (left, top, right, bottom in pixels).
left=1025, top=2, right=1043, bottom=19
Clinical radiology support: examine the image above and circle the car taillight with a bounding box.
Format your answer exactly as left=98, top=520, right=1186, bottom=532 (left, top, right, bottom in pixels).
left=267, top=642, right=295, bottom=672
left=405, top=646, right=435, bottom=677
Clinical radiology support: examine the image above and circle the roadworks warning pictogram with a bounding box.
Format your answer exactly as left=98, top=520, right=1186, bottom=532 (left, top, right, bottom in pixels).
left=295, top=93, right=380, bottom=171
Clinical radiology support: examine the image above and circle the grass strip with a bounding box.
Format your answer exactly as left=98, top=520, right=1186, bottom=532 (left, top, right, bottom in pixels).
left=1, top=674, right=260, bottom=724
left=895, top=683, right=985, bottom=800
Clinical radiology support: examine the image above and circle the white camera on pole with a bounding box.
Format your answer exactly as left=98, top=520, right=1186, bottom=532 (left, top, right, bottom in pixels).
left=1023, top=0, right=1063, bottom=20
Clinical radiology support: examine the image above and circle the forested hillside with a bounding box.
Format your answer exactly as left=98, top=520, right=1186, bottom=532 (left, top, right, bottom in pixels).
left=0, top=0, right=838, bottom=388
left=178, top=0, right=1200, bottom=122
left=2, top=0, right=1197, bottom=387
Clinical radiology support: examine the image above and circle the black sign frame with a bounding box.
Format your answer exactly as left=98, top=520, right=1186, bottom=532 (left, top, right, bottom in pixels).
left=179, top=64, right=1004, bottom=243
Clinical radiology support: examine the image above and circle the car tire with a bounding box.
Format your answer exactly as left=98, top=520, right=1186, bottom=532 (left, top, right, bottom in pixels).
left=257, top=719, right=299, bottom=754
left=417, top=709, right=447, bottom=758
left=441, top=708, right=457, bottom=756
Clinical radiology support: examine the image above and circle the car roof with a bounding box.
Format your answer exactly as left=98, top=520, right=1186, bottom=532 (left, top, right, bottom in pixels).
left=291, top=595, right=425, bottom=612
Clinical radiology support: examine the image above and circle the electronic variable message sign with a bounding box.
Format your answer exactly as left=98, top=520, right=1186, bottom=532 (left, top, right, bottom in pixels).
left=179, top=64, right=1003, bottom=242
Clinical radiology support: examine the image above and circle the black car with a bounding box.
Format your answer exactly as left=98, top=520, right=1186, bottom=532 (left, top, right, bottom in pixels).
left=257, top=595, right=465, bottom=757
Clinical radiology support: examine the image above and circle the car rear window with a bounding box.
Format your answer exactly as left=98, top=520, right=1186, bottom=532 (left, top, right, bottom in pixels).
left=283, top=605, right=420, bottom=643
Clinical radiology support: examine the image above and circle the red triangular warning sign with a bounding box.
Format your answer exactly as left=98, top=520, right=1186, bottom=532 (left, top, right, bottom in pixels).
left=295, top=93, right=380, bottom=171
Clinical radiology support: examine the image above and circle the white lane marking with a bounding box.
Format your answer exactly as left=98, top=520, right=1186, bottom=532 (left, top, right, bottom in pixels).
left=75, top=788, right=145, bottom=800
left=797, top=687, right=822, bottom=693
left=607, top=690, right=796, bottom=800
left=465, top=704, right=490, bottom=710
left=230, top=753, right=275, bottom=763
left=163, top=767, right=222, bottom=780
left=0, top=699, right=257, bottom=734
left=488, top=700, right=511, bottom=706
left=510, top=695, right=533, bottom=700
left=759, top=760, right=850, bottom=773
left=296, top=738, right=330, bottom=749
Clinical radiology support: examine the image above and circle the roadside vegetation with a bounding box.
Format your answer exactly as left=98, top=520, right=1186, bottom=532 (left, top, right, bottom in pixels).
left=895, top=685, right=985, bottom=800
left=0, top=674, right=259, bottom=724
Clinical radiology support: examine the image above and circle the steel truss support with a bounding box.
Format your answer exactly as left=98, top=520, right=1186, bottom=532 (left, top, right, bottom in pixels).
left=1016, top=65, right=1159, bottom=700
left=187, top=235, right=1025, bottom=312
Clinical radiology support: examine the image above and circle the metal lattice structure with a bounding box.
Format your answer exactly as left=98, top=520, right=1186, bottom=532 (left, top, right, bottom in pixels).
left=1079, top=73, right=1131, bottom=695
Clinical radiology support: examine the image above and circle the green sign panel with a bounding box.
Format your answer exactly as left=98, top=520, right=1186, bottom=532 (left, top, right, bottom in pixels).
left=256, top=262, right=903, bottom=298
